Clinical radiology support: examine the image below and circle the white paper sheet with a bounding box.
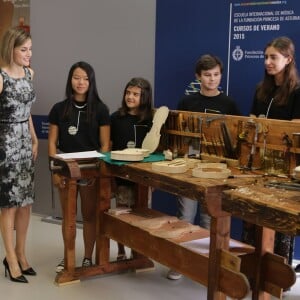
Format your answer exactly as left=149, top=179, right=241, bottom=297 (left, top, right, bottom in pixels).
left=180, top=237, right=245, bottom=254
left=55, top=150, right=105, bottom=160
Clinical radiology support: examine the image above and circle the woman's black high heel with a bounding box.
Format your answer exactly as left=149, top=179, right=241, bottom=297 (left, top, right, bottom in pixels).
left=18, top=262, right=36, bottom=276
left=3, top=258, right=28, bottom=283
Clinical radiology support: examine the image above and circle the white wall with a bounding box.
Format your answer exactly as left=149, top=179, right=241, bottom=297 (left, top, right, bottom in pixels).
left=30, top=0, right=156, bottom=215
left=31, top=0, right=156, bottom=114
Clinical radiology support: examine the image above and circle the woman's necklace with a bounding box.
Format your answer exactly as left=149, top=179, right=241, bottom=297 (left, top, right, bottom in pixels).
left=68, top=101, right=87, bottom=135
left=73, top=102, right=87, bottom=109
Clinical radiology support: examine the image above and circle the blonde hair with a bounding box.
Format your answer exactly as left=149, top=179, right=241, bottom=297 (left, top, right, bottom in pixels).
left=0, top=27, right=31, bottom=65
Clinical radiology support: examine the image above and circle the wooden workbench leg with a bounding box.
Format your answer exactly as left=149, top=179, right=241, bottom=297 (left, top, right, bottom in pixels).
left=251, top=226, right=274, bottom=300
left=63, top=179, right=78, bottom=272
left=207, top=215, right=230, bottom=300
left=55, top=177, right=78, bottom=284
left=130, top=183, right=154, bottom=269
left=96, top=176, right=111, bottom=265
left=135, top=183, right=149, bottom=208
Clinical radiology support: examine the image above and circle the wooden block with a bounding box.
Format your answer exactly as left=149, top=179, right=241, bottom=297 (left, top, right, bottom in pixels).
left=264, top=281, right=282, bottom=299
left=152, top=159, right=188, bottom=174
left=55, top=279, right=80, bottom=286
left=220, top=249, right=241, bottom=272
left=192, top=163, right=231, bottom=179
left=135, top=266, right=156, bottom=273
left=111, top=150, right=144, bottom=161
left=108, top=207, right=132, bottom=215
left=262, top=252, right=296, bottom=291
left=219, top=267, right=250, bottom=299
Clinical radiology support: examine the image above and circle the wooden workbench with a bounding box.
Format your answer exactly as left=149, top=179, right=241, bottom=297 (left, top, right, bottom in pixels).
left=50, top=157, right=296, bottom=300
left=222, top=179, right=300, bottom=299
left=50, top=111, right=300, bottom=300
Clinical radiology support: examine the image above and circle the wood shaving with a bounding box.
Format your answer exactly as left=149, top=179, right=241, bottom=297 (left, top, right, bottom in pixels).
left=130, top=216, right=178, bottom=229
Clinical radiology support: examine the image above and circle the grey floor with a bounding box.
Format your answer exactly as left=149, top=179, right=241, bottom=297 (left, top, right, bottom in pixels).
left=0, top=214, right=299, bottom=300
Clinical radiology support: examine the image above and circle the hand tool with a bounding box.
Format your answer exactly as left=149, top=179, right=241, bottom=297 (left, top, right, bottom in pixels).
left=220, top=121, right=236, bottom=159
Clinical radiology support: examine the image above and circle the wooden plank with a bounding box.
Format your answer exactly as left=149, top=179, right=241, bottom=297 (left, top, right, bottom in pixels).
left=107, top=162, right=230, bottom=218
left=55, top=258, right=155, bottom=284
left=103, top=212, right=210, bottom=285
left=218, top=267, right=250, bottom=299
left=222, top=184, right=300, bottom=235
left=262, top=252, right=296, bottom=296
left=103, top=212, right=250, bottom=299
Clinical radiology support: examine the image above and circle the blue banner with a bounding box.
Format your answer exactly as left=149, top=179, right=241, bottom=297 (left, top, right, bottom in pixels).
left=32, top=115, right=49, bottom=139
left=228, top=0, right=300, bottom=114
left=155, top=0, right=300, bottom=116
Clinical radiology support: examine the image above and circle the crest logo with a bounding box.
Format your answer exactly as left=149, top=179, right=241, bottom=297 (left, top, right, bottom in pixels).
left=232, top=46, right=243, bottom=61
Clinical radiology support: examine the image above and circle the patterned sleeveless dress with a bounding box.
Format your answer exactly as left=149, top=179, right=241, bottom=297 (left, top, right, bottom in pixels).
left=0, top=67, right=36, bottom=208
